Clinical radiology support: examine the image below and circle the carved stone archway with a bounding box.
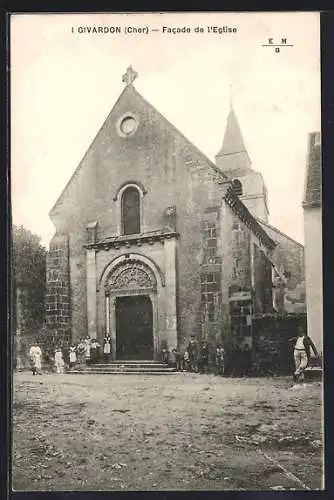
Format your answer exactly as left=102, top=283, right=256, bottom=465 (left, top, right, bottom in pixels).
left=104, top=259, right=157, bottom=296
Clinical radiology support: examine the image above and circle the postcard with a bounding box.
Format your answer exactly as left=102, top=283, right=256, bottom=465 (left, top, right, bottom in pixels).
left=11, top=12, right=322, bottom=491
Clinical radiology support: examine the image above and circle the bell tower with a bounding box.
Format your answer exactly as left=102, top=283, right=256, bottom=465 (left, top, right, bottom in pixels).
left=215, top=106, right=269, bottom=222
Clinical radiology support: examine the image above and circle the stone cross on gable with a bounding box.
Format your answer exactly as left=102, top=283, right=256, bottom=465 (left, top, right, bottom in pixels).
left=122, top=65, right=138, bottom=86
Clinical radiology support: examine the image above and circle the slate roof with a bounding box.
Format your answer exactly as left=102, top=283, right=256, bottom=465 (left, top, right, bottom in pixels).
left=303, top=132, right=321, bottom=208
left=256, top=218, right=304, bottom=248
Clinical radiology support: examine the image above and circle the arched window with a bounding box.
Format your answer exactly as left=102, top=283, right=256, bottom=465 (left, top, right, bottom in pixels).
left=121, top=186, right=140, bottom=235
left=232, top=179, right=243, bottom=196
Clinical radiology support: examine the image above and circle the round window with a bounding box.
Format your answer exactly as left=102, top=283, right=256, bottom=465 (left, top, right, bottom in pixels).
left=119, top=116, right=137, bottom=135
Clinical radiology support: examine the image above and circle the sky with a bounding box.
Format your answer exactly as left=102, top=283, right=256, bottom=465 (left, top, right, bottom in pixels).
left=11, top=12, right=320, bottom=248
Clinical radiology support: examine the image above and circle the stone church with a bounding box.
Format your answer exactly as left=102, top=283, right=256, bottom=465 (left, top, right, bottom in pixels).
left=45, top=66, right=305, bottom=361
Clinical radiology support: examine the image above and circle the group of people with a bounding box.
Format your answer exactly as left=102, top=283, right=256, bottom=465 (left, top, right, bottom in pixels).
left=66, top=335, right=113, bottom=367
left=28, top=326, right=319, bottom=384
left=28, top=334, right=113, bottom=375
left=161, top=336, right=226, bottom=376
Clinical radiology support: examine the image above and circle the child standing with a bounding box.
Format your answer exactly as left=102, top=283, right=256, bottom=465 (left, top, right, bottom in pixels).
left=168, top=347, right=176, bottom=368
left=183, top=350, right=190, bottom=372
left=54, top=347, right=65, bottom=374
left=161, top=342, right=169, bottom=364
left=172, top=347, right=183, bottom=371
left=69, top=344, right=77, bottom=369
left=90, top=339, right=101, bottom=364
left=84, top=336, right=91, bottom=365
left=215, top=345, right=225, bottom=376
left=76, top=338, right=85, bottom=364
left=103, top=334, right=112, bottom=362
left=199, top=341, right=209, bottom=374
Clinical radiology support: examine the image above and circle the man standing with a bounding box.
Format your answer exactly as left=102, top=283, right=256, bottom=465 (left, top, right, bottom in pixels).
left=187, top=335, right=199, bottom=373
left=292, top=326, right=318, bottom=383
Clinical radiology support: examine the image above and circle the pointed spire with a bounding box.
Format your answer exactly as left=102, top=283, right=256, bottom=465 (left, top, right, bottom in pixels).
left=218, top=107, right=247, bottom=156
left=215, top=105, right=251, bottom=175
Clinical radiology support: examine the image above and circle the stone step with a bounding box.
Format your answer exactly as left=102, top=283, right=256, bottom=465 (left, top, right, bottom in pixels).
left=304, top=366, right=323, bottom=382
left=68, top=360, right=176, bottom=375
left=71, top=366, right=175, bottom=372
left=85, top=363, right=168, bottom=369
left=69, top=369, right=177, bottom=375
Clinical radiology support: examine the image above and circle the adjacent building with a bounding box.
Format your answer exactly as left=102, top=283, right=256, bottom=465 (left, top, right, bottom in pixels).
left=303, top=132, right=322, bottom=351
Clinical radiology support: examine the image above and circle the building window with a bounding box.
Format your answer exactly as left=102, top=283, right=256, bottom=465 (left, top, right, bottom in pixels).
left=232, top=179, right=243, bottom=196
left=116, top=112, right=139, bottom=138
left=201, top=271, right=221, bottom=322
left=121, top=186, right=140, bottom=235
left=203, top=221, right=218, bottom=263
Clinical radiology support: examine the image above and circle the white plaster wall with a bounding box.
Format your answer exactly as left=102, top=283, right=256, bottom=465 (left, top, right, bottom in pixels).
left=304, top=207, right=323, bottom=351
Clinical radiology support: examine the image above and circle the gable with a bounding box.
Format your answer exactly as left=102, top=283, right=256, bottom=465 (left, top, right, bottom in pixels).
left=49, top=84, right=226, bottom=219
left=48, top=80, right=276, bottom=253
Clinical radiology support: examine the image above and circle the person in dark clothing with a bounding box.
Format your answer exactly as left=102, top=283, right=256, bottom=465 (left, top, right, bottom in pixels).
left=172, top=348, right=183, bottom=371
left=103, top=334, right=112, bottom=362
left=199, top=341, right=209, bottom=374
left=215, top=345, right=225, bottom=376
left=231, top=345, right=242, bottom=376
left=90, top=339, right=101, bottom=364
left=242, top=344, right=252, bottom=377
left=161, top=344, right=169, bottom=364
left=188, top=335, right=199, bottom=373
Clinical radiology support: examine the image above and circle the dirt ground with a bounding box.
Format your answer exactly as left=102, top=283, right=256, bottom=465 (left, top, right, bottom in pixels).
left=12, top=371, right=323, bottom=491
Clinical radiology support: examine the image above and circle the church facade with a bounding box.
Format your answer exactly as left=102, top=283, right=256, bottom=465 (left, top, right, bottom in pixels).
left=45, top=67, right=305, bottom=360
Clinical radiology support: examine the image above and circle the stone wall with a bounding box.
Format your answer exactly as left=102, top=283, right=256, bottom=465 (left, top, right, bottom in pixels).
left=252, top=314, right=306, bottom=375
left=253, top=244, right=273, bottom=314
left=45, top=234, right=71, bottom=351
left=258, top=221, right=305, bottom=291
left=229, top=215, right=251, bottom=295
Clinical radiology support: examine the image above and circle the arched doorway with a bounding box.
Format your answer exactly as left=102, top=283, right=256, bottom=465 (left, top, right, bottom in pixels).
left=104, top=259, right=157, bottom=360
left=115, top=295, right=153, bottom=360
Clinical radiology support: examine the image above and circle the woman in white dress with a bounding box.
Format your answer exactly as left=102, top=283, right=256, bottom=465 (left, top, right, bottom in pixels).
left=29, top=343, right=42, bottom=375
left=69, top=344, right=77, bottom=369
